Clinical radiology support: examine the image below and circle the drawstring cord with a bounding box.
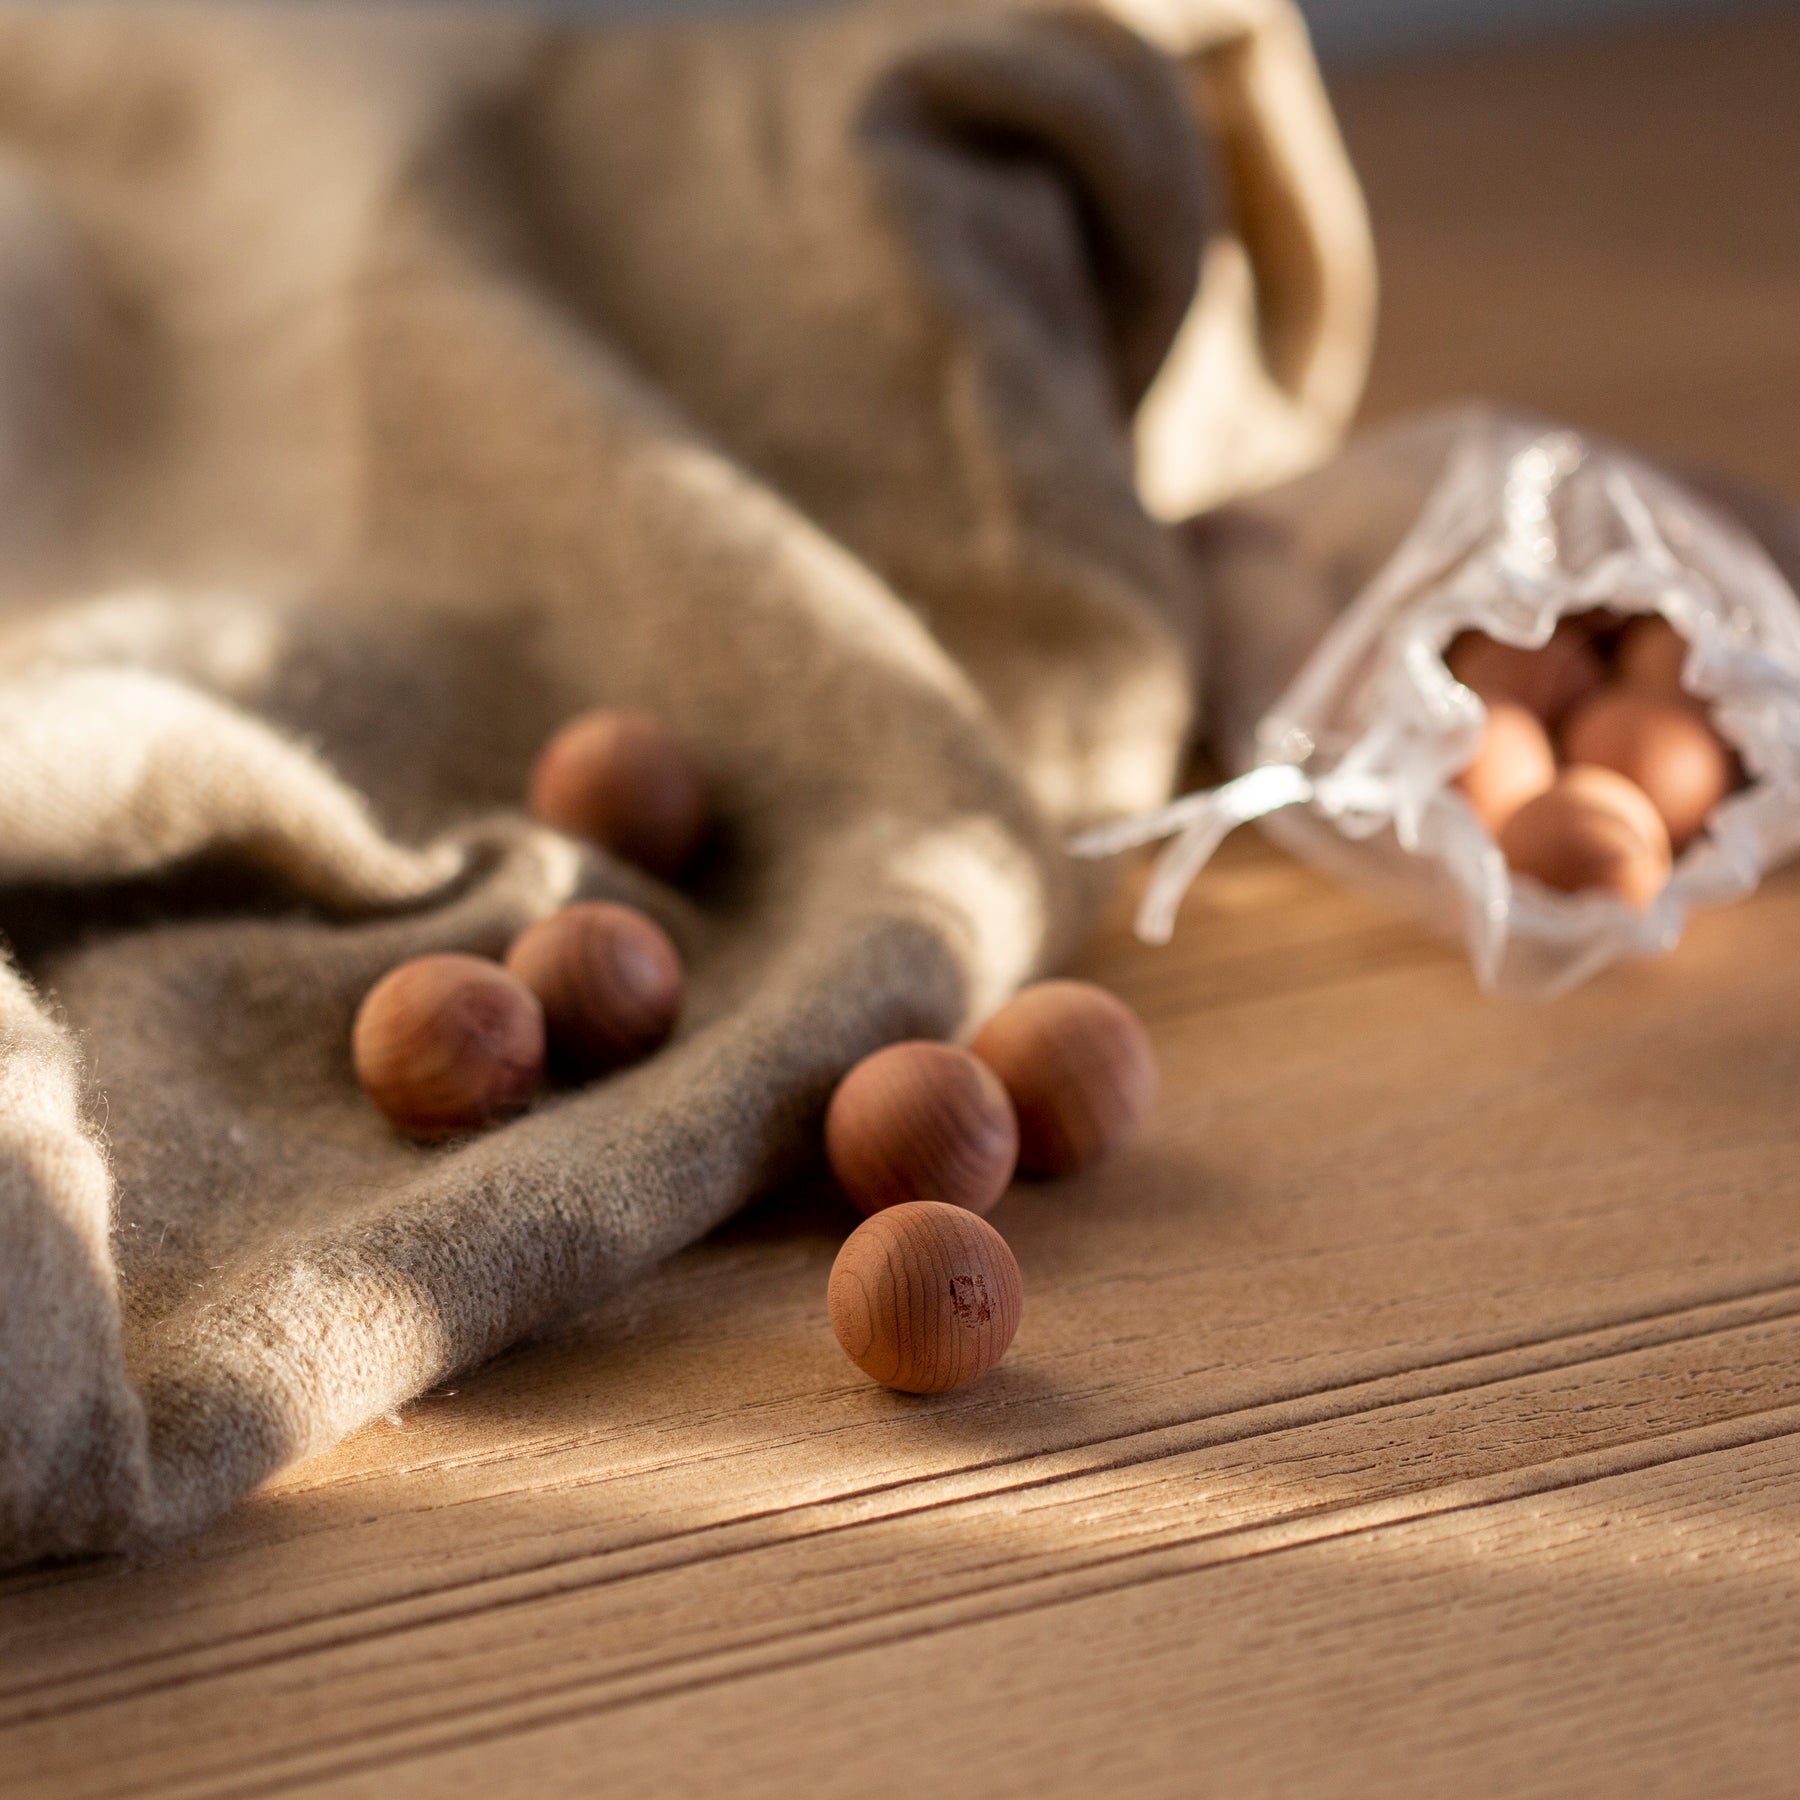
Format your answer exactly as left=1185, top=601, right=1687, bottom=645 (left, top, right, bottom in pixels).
left=1069, top=763, right=1391, bottom=944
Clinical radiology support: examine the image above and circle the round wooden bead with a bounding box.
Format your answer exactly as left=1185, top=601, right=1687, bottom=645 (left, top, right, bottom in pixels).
left=1560, top=687, right=1732, bottom=850
left=1446, top=622, right=1603, bottom=726
left=825, top=1043, right=1018, bottom=1217
left=828, top=1201, right=1023, bottom=1394
left=1452, top=700, right=1557, bottom=835
left=528, top=708, right=707, bottom=880
left=504, top=902, right=682, bottom=1074
left=1562, top=607, right=1630, bottom=644
left=971, top=980, right=1157, bottom=1176
left=1498, top=765, right=1673, bottom=911
left=1615, top=616, right=1695, bottom=705
left=353, top=954, right=545, bottom=1138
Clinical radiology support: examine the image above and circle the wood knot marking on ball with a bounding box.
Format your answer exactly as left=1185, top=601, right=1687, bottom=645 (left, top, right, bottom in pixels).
left=948, top=1272, right=993, bottom=1328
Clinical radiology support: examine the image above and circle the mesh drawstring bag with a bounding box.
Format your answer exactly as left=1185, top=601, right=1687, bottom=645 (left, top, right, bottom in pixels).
left=1078, top=406, right=1800, bottom=996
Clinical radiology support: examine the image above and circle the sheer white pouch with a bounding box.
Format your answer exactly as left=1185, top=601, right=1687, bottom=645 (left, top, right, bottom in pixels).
left=1085, top=406, right=1800, bottom=995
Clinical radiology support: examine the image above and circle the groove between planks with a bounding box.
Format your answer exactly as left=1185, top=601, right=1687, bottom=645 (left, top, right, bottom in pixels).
left=9, top=1278, right=1800, bottom=1733
left=147, top=1402, right=1800, bottom=1800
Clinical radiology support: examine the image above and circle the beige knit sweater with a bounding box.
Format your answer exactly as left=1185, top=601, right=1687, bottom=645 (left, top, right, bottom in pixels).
left=0, top=0, right=1373, bottom=1566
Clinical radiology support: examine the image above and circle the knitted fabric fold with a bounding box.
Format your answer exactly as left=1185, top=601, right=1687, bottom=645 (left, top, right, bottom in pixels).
left=0, top=0, right=1372, bottom=1565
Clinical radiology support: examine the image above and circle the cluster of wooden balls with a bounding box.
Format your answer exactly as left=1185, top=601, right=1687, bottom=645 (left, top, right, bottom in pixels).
left=352, top=709, right=705, bottom=1138
left=1448, top=614, right=1740, bottom=910
left=825, top=980, right=1157, bottom=1395
left=351, top=701, right=1159, bottom=1402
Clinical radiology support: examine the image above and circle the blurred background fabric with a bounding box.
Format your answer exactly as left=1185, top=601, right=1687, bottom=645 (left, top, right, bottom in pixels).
left=392, top=0, right=1800, bottom=64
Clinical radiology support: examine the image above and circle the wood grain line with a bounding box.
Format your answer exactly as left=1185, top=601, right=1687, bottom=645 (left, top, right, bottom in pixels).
left=9, top=1277, right=1799, bottom=1731
left=1097, top=917, right=1452, bottom=1026
left=174, top=1402, right=1800, bottom=1800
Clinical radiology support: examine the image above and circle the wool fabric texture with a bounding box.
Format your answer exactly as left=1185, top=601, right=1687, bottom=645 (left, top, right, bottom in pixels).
left=0, top=0, right=1373, bottom=1566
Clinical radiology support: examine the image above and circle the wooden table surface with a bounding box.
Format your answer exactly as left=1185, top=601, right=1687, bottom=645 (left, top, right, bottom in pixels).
left=7, top=12, right=1800, bottom=1796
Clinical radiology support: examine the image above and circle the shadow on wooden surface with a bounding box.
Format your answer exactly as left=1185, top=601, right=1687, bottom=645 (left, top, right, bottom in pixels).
left=7, top=9, right=1800, bottom=1796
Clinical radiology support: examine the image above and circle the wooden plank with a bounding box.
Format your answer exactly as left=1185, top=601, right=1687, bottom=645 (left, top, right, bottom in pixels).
left=9, top=1305, right=1800, bottom=1794
left=1335, top=11, right=1800, bottom=490
left=6, top=844, right=1800, bottom=1706
left=336, top=1430, right=1800, bottom=1800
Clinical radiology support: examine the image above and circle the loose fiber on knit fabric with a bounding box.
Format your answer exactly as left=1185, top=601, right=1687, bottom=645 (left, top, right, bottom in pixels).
left=0, top=0, right=1373, bottom=1564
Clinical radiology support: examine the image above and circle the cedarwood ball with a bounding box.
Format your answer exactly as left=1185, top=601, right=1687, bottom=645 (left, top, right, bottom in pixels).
left=1453, top=700, right=1557, bottom=835
left=1446, top=622, right=1603, bottom=726
left=971, top=980, right=1157, bottom=1176
left=1560, top=687, right=1733, bottom=850
left=824, top=1042, right=1018, bottom=1217
left=828, top=1201, right=1024, bottom=1393
left=504, top=902, right=683, bottom=1075
left=528, top=708, right=708, bottom=880
left=1615, top=616, right=1697, bottom=706
left=353, top=954, right=545, bottom=1138
left=1498, top=765, right=1673, bottom=911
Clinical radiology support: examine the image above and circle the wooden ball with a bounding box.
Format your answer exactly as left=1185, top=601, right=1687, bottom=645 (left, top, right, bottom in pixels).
left=353, top=954, right=544, bottom=1138
left=828, top=1201, right=1023, bottom=1393
left=825, top=1042, right=1018, bottom=1218
left=1560, top=687, right=1732, bottom=850
left=1616, top=616, right=1695, bottom=705
left=1562, top=607, right=1630, bottom=646
left=1446, top=623, right=1603, bottom=726
left=971, top=980, right=1157, bottom=1176
left=504, top=902, right=682, bottom=1074
left=1453, top=701, right=1557, bottom=835
left=1499, top=765, right=1673, bottom=911
left=528, top=708, right=707, bottom=880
